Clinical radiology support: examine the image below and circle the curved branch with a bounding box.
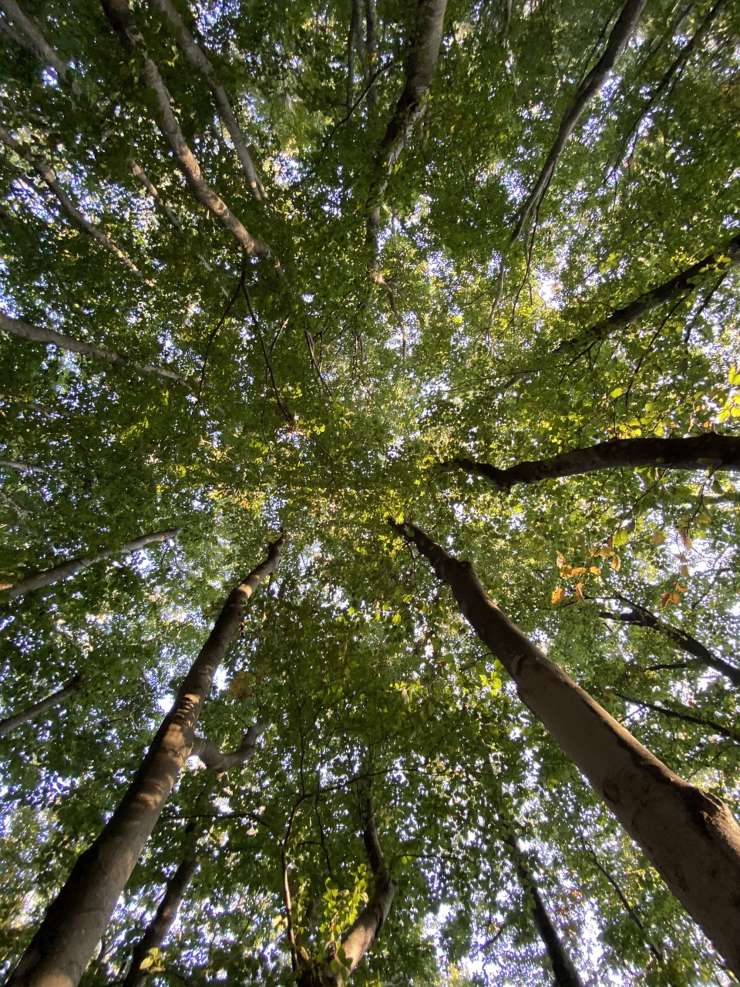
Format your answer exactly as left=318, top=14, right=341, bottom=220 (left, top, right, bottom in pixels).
left=448, top=433, right=740, bottom=490
left=190, top=724, right=265, bottom=773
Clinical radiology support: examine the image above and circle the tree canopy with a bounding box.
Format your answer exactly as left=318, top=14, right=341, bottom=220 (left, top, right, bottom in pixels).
left=0, top=1, right=738, bottom=985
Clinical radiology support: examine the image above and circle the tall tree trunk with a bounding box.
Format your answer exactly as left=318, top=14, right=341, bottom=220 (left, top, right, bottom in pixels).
left=448, top=433, right=740, bottom=490
left=556, top=235, right=740, bottom=353
left=0, top=675, right=82, bottom=739
left=148, top=0, right=265, bottom=201
left=366, top=0, right=448, bottom=252
left=0, top=0, right=70, bottom=83
left=102, top=0, right=270, bottom=258
left=391, top=520, right=740, bottom=975
left=123, top=725, right=263, bottom=986
left=511, top=0, right=647, bottom=241
left=0, top=126, right=143, bottom=278
left=507, top=834, right=584, bottom=987
left=2, top=528, right=180, bottom=601
left=5, top=535, right=283, bottom=987
left=598, top=596, right=740, bottom=688
left=297, top=793, right=396, bottom=986
left=0, top=311, right=188, bottom=385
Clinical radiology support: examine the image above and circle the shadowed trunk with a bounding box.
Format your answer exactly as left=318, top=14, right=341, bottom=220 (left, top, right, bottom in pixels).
left=449, top=433, right=740, bottom=490
left=598, top=596, right=740, bottom=688
left=297, top=794, right=396, bottom=986
left=102, top=0, right=270, bottom=257
left=0, top=675, right=82, bottom=739
left=0, top=0, right=71, bottom=82
left=391, top=519, right=740, bottom=976
left=6, top=535, right=283, bottom=987
left=511, top=0, right=647, bottom=241
left=1, top=528, right=180, bottom=601
left=0, top=310, right=188, bottom=385
left=556, top=235, right=740, bottom=352
left=123, top=725, right=263, bottom=986
left=366, top=0, right=447, bottom=251
left=0, top=125, right=143, bottom=277
left=149, top=0, right=265, bottom=201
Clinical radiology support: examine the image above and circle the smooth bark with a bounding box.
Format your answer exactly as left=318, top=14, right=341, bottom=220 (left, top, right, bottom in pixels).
left=511, top=0, right=647, bottom=241
left=123, top=726, right=263, bottom=986
left=0, top=0, right=70, bottom=82
left=1, top=527, right=180, bottom=601
left=598, top=596, right=740, bottom=688
left=449, top=433, right=740, bottom=490
left=0, top=675, right=82, bottom=739
left=0, top=126, right=143, bottom=277
left=366, top=0, right=447, bottom=250
left=297, top=795, right=396, bottom=986
left=556, top=235, right=740, bottom=352
left=122, top=854, right=197, bottom=987
left=102, top=0, right=270, bottom=257
left=149, top=0, right=265, bottom=201
left=6, top=535, right=283, bottom=987
left=506, top=833, right=584, bottom=987
left=391, top=520, right=740, bottom=975
left=0, top=310, right=188, bottom=386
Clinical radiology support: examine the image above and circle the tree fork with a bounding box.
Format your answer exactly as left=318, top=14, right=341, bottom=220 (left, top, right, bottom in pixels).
left=5, top=534, right=284, bottom=987
left=390, top=519, right=740, bottom=974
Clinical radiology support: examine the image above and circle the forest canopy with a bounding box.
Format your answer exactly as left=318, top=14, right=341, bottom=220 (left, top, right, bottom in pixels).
left=0, top=1, right=738, bottom=985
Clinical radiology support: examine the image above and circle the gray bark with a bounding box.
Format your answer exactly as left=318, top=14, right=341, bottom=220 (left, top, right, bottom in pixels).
left=6, top=535, right=283, bottom=987
left=0, top=310, right=189, bottom=386
left=391, top=520, right=740, bottom=976
left=366, top=0, right=448, bottom=251
left=148, top=0, right=265, bottom=201
left=1, top=527, right=180, bottom=601
left=102, top=0, right=270, bottom=257
left=0, top=126, right=143, bottom=277
left=0, top=675, right=82, bottom=739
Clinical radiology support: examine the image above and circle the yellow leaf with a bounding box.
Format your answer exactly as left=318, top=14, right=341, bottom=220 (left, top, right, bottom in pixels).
left=574, top=582, right=585, bottom=602
left=556, top=552, right=566, bottom=569
left=610, top=555, right=621, bottom=571
left=551, top=587, right=566, bottom=605
left=651, top=531, right=666, bottom=545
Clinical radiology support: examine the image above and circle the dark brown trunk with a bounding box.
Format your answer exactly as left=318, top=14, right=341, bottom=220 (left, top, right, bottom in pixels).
left=599, top=597, right=740, bottom=688
left=121, top=853, right=197, bottom=987
left=6, top=536, right=283, bottom=987
left=0, top=675, right=82, bottom=739
left=557, top=235, right=740, bottom=352
left=511, top=0, right=647, bottom=241
left=450, top=433, right=740, bottom=490
left=391, top=520, right=740, bottom=975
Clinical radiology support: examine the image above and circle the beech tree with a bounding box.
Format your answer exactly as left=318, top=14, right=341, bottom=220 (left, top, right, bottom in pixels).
left=0, top=1, right=737, bottom=986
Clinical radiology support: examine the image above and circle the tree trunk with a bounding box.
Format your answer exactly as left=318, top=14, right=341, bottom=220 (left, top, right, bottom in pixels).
left=366, top=0, right=448, bottom=251
left=0, top=0, right=70, bottom=82
left=507, top=835, right=584, bottom=987
left=449, top=433, right=740, bottom=490
left=102, top=0, right=270, bottom=258
left=121, top=853, right=197, bottom=987
left=598, top=597, right=740, bottom=688
left=391, top=520, right=740, bottom=975
left=149, top=0, right=265, bottom=201
left=297, top=794, right=396, bottom=986
left=0, top=675, right=82, bottom=739
left=2, top=528, right=180, bottom=601
left=511, top=0, right=647, bottom=241
left=556, top=235, right=740, bottom=352
left=0, top=125, right=143, bottom=278
left=5, top=535, right=283, bottom=987
left=0, top=310, right=189, bottom=386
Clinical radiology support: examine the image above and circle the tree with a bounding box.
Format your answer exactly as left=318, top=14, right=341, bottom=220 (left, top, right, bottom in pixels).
left=0, top=0, right=737, bottom=985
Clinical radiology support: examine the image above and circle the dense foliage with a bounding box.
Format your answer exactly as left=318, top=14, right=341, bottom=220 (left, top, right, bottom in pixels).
left=0, top=0, right=737, bottom=984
